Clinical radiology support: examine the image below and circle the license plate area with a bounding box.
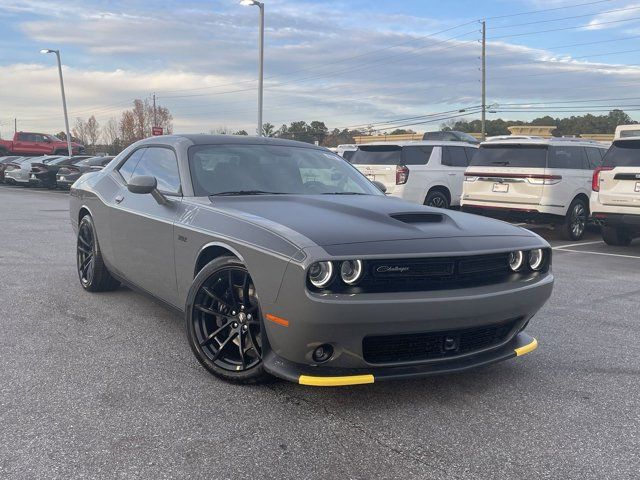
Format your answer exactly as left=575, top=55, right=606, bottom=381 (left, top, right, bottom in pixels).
left=635, top=181, right=640, bottom=192
left=492, top=183, right=509, bottom=193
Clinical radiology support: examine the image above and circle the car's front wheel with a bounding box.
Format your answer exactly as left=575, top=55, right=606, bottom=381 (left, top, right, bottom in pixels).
left=77, top=214, right=120, bottom=291
left=602, top=226, right=633, bottom=246
left=185, top=257, right=270, bottom=384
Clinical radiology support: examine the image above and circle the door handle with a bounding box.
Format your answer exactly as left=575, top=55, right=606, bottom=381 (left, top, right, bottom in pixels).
left=115, top=195, right=124, bottom=204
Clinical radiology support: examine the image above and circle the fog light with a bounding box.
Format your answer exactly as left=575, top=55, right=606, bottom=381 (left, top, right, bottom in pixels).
left=312, top=344, right=333, bottom=363
left=508, top=251, right=524, bottom=271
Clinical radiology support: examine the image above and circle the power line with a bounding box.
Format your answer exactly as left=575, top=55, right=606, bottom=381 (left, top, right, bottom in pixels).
left=485, top=0, right=614, bottom=20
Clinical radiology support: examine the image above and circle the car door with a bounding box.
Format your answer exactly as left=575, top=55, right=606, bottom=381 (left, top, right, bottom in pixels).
left=108, top=146, right=183, bottom=306
left=12, top=133, right=31, bottom=154
left=441, top=146, right=469, bottom=206
left=547, top=146, right=589, bottom=213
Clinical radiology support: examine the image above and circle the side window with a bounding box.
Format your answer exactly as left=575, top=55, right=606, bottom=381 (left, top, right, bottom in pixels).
left=548, top=146, right=587, bottom=169
left=118, top=148, right=146, bottom=183
left=402, top=146, right=434, bottom=165
left=585, top=147, right=604, bottom=169
left=464, top=147, right=477, bottom=164
left=131, top=147, right=181, bottom=194
left=442, top=146, right=468, bottom=167
left=17, top=133, right=28, bottom=141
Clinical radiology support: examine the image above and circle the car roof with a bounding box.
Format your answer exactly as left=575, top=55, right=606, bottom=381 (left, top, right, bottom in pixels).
left=135, top=134, right=327, bottom=150
left=357, top=140, right=477, bottom=148
left=480, top=137, right=608, bottom=147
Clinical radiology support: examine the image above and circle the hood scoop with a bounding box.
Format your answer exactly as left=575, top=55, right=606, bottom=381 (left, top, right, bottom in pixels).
left=390, top=212, right=443, bottom=224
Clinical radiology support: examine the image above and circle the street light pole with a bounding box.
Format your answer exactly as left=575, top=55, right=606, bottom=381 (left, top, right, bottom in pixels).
left=241, top=0, right=265, bottom=136
left=41, top=49, right=72, bottom=156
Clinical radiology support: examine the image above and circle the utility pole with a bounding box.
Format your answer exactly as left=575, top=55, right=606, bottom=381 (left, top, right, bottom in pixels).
left=152, top=93, right=157, bottom=127
left=481, top=20, right=486, bottom=141
left=14, top=118, right=17, bottom=133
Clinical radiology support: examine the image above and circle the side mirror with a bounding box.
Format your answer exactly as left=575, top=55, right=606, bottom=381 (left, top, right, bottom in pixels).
left=372, top=180, right=387, bottom=193
left=127, top=175, right=169, bottom=205
left=127, top=175, right=157, bottom=194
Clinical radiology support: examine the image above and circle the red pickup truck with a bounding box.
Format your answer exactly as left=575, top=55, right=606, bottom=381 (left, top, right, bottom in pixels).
left=0, top=131, right=84, bottom=156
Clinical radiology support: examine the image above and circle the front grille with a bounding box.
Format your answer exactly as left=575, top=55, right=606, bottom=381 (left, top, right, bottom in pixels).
left=358, top=253, right=514, bottom=293
left=362, top=318, right=520, bottom=364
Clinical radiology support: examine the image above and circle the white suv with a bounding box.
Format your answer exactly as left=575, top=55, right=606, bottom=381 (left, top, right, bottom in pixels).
left=349, top=141, right=477, bottom=208
left=591, top=138, right=640, bottom=245
left=461, top=138, right=608, bottom=240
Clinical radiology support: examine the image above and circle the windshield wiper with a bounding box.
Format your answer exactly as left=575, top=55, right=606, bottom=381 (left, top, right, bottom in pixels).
left=211, top=190, right=286, bottom=196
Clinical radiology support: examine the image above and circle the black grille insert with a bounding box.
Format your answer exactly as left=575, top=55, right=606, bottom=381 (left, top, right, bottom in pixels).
left=391, top=212, right=443, bottom=224
left=362, top=318, right=520, bottom=364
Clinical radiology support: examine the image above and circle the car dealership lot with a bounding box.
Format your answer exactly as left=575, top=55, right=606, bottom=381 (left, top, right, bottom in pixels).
left=1, top=186, right=638, bottom=479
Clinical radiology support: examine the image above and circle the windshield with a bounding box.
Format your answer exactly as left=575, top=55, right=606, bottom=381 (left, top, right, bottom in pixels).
left=603, top=141, right=640, bottom=167
left=349, top=145, right=402, bottom=165
left=188, top=144, right=382, bottom=196
left=470, top=145, right=548, bottom=168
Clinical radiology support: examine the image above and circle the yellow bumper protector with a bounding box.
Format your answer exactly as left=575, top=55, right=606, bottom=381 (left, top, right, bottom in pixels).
left=299, top=374, right=375, bottom=387
left=514, top=337, right=538, bottom=357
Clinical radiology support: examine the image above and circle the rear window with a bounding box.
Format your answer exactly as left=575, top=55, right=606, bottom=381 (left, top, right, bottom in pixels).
left=603, top=141, right=640, bottom=167
left=470, top=145, right=548, bottom=168
left=342, top=150, right=355, bottom=162
left=350, top=146, right=401, bottom=165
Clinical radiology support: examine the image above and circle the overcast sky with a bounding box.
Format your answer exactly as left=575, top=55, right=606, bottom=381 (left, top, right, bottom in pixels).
left=2, top=0, right=640, bottom=136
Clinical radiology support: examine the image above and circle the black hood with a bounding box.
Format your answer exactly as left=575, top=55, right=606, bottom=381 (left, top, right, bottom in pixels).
left=209, top=194, right=532, bottom=247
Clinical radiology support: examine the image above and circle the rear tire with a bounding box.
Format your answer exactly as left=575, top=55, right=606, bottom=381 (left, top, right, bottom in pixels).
left=77, top=214, right=120, bottom=292
left=560, top=198, right=588, bottom=240
left=602, top=226, right=633, bottom=246
left=424, top=189, right=450, bottom=209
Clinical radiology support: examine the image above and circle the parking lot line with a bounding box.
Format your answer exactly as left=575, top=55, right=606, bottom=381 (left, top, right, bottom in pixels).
left=554, top=248, right=640, bottom=260
left=553, top=240, right=604, bottom=250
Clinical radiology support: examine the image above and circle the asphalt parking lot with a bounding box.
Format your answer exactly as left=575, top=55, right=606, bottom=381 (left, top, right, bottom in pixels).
left=1, top=185, right=639, bottom=480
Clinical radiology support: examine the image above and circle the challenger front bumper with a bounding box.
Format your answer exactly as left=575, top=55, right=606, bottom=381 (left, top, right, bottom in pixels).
left=260, top=255, right=553, bottom=384
left=263, top=332, right=538, bottom=386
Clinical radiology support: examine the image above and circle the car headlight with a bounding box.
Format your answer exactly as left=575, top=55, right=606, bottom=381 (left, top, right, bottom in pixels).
left=508, top=251, right=525, bottom=271
left=308, top=261, right=334, bottom=288
left=340, top=260, right=363, bottom=285
left=528, top=249, right=544, bottom=271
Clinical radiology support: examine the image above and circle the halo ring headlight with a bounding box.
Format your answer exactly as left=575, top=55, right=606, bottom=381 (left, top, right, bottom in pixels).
left=508, top=251, right=525, bottom=271
left=340, top=260, right=363, bottom=285
left=308, top=261, right=334, bottom=288
left=528, top=249, right=544, bottom=271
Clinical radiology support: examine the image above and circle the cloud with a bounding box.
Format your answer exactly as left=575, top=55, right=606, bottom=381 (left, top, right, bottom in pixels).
left=2, top=0, right=640, bottom=135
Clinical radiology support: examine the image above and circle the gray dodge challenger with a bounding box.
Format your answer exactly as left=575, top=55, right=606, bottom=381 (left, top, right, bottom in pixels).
left=70, top=135, right=553, bottom=386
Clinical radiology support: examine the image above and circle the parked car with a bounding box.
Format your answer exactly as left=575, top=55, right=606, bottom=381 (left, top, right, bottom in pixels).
left=614, top=124, right=640, bottom=140
left=0, top=131, right=84, bottom=157
left=0, top=156, right=24, bottom=183
left=56, top=156, right=114, bottom=189
left=422, top=130, right=480, bottom=144
left=4, top=156, right=60, bottom=185
left=349, top=141, right=478, bottom=208
left=70, top=134, right=552, bottom=386
left=29, top=156, right=92, bottom=188
left=461, top=138, right=608, bottom=240
left=591, top=138, right=640, bottom=245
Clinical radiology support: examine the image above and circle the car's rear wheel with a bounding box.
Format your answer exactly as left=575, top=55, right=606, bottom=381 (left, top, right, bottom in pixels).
left=602, top=226, right=633, bottom=246
left=185, top=257, right=270, bottom=384
left=560, top=198, right=588, bottom=240
left=77, top=215, right=120, bottom=291
left=424, top=190, right=450, bottom=209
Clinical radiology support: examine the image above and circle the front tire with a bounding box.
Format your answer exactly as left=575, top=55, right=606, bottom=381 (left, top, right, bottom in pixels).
left=185, top=257, right=270, bottom=384
left=560, top=198, right=588, bottom=240
left=602, top=226, right=633, bottom=246
left=77, top=215, right=120, bottom=292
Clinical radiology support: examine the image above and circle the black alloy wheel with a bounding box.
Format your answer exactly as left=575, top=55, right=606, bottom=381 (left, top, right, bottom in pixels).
left=186, top=257, right=270, bottom=383
left=424, top=190, right=450, bottom=209
left=561, top=198, right=588, bottom=240
left=76, top=215, right=120, bottom=292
